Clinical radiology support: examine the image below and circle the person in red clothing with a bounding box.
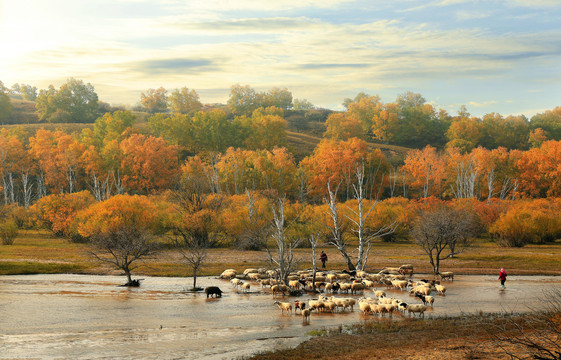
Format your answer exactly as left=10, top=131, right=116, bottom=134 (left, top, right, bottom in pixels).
left=319, top=251, right=328, bottom=269
left=499, top=268, right=507, bottom=288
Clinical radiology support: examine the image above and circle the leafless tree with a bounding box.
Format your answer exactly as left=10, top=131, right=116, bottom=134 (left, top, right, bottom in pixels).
left=346, top=164, right=395, bottom=271
left=308, top=233, right=321, bottom=292
left=500, top=177, right=518, bottom=200
left=486, top=167, right=496, bottom=203
left=388, top=167, right=398, bottom=198
left=451, top=161, right=478, bottom=199
left=173, top=233, right=208, bottom=291
left=2, top=173, right=14, bottom=205
left=411, top=206, right=477, bottom=274
left=90, top=224, right=159, bottom=286
left=265, top=198, right=301, bottom=285
left=21, top=170, right=33, bottom=208
left=325, top=181, right=355, bottom=270
left=36, top=171, right=47, bottom=200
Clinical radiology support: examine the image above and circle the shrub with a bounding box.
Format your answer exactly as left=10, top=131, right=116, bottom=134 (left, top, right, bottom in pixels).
left=0, top=220, right=19, bottom=245
left=489, top=199, right=561, bottom=247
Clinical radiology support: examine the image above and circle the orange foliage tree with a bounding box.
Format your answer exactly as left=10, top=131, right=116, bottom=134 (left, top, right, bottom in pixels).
left=516, top=140, right=561, bottom=197
left=28, top=129, right=91, bottom=193
left=119, top=133, right=180, bottom=193
left=401, top=146, right=446, bottom=198
left=76, top=194, right=165, bottom=284
left=300, top=137, right=388, bottom=200
left=31, top=191, right=95, bottom=240
left=489, top=199, right=561, bottom=247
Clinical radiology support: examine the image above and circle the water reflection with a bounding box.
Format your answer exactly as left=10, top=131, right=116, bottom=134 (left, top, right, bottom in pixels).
left=0, top=274, right=560, bottom=359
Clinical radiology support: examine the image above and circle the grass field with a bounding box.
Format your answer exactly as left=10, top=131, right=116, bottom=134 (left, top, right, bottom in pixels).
left=1, top=230, right=560, bottom=276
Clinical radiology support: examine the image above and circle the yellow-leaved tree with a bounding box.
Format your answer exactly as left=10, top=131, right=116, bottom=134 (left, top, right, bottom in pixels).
left=76, top=194, right=165, bottom=286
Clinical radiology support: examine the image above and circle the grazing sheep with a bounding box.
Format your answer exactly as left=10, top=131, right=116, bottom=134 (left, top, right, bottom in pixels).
left=359, top=301, right=372, bottom=315
left=415, top=293, right=435, bottom=306
left=407, top=304, right=428, bottom=318
left=435, top=284, right=447, bottom=295
left=339, top=283, right=352, bottom=293
left=397, top=302, right=408, bottom=313
left=343, top=298, right=356, bottom=311
left=289, top=280, right=302, bottom=289
left=374, top=290, right=386, bottom=298
left=351, top=282, right=366, bottom=294
left=243, top=268, right=259, bottom=276
left=337, top=273, right=351, bottom=281
left=392, top=279, right=409, bottom=291
left=271, top=284, right=284, bottom=296
left=359, top=271, right=370, bottom=278
left=302, top=308, right=312, bottom=323
left=231, top=278, right=242, bottom=288
left=240, top=282, right=251, bottom=293
left=410, top=285, right=431, bottom=296
left=329, top=297, right=348, bottom=311
left=323, top=300, right=337, bottom=312
left=219, top=269, right=237, bottom=279
left=204, top=286, right=223, bottom=298
left=362, top=280, right=375, bottom=288
left=439, top=271, right=455, bottom=281
left=294, top=300, right=306, bottom=313
left=309, top=299, right=325, bottom=311
left=248, top=273, right=261, bottom=280
left=274, top=301, right=293, bottom=314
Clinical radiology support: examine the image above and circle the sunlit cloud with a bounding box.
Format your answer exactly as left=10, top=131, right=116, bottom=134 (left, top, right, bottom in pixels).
left=0, top=0, right=559, bottom=117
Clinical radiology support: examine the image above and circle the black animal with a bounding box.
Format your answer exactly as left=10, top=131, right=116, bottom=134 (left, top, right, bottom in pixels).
left=205, top=286, right=223, bottom=298
left=415, top=293, right=427, bottom=305
left=342, top=269, right=357, bottom=277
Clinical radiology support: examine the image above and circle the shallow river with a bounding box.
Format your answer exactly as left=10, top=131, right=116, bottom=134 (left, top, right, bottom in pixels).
left=1, top=274, right=560, bottom=359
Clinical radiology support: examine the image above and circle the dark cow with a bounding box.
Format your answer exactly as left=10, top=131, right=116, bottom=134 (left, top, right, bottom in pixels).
left=205, top=286, right=223, bottom=298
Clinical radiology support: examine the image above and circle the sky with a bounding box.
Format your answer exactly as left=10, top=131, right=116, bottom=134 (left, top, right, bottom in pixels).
left=1, top=0, right=560, bottom=117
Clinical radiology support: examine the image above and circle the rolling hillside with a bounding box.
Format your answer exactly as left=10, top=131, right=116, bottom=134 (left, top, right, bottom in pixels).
left=2, top=97, right=412, bottom=159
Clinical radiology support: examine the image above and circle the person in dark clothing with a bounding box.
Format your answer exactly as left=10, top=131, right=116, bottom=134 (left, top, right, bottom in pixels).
left=319, top=251, right=328, bottom=269
left=499, top=268, right=507, bottom=289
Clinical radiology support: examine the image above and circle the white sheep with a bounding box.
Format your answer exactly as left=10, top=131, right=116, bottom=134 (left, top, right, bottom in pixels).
left=288, top=280, right=302, bottom=289
left=240, top=282, right=251, bottom=293
left=231, top=278, right=242, bottom=288
left=351, top=282, right=365, bottom=294
left=439, top=271, right=454, bottom=281
left=248, top=273, right=261, bottom=281
left=302, top=308, right=312, bottom=323
left=358, top=301, right=371, bottom=315
left=308, top=299, right=325, bottom=312
left=243, top=268, right=259, bottom=276
left=374, top=290, right=386, bottom=298
left=391, top=279, right=408, bottom=291
left=407, top=304, right=428, bottom=318
left=274, top=301, right=293, bottom=314
left=410, top=285, right=431, bottom=296
left=220, top=269, right=237, bottom=279
left=435, top=284, right=447, bottom=295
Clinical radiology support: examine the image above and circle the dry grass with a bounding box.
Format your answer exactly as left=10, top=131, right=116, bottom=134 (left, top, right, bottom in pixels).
left=2, top=231, right=561, bottom=276
left=244, top=313, right=549, bottom=360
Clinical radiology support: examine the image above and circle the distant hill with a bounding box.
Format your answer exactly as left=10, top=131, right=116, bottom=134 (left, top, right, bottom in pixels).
left=2, top=98, right=412, bottom=159
left=4, top=98, right=38, bottom=124
left=286, top=130, right=411, bottom=162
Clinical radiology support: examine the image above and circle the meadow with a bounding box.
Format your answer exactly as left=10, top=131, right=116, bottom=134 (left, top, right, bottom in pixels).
left=1, top=230, right=560, bottom=277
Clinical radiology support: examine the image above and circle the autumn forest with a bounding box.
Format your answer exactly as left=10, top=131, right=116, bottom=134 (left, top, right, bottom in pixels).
left=1, top=79, right=561, bottom=254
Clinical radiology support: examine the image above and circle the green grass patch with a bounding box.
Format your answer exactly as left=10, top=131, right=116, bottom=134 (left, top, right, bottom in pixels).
left=0, top=261, right=90, bottom=275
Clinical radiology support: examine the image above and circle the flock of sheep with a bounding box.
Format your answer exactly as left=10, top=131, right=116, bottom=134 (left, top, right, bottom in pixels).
left=216, top=265, right=455, bottom=323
